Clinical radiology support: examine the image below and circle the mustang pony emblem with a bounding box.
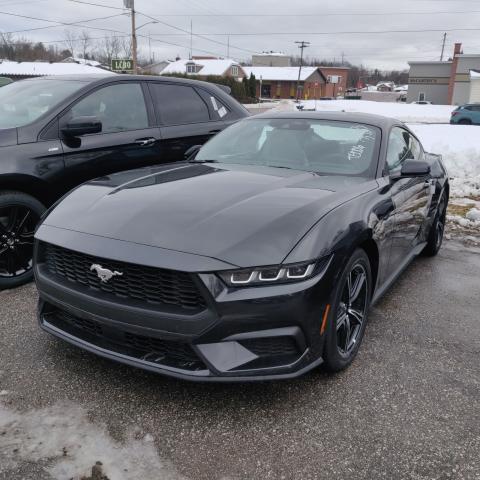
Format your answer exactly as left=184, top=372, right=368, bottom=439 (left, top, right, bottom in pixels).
left=90, top=264, right=123, bottom=283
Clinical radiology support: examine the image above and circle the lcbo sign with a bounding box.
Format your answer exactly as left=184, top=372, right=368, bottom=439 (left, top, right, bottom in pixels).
left=111, top=59, right=134, bottom=72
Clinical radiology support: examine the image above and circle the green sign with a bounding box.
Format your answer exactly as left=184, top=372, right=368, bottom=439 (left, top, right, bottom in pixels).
left=111, top=59, right=134, bottom=72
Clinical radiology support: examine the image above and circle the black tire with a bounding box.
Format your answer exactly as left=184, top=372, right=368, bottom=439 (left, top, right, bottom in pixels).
left=422, top=192, right=447, bottom=257
left=458, top=119, right=471, bottom=125
left=322, top=248, right=372, bottom=372
left=0, top=191, right=46, bottom=290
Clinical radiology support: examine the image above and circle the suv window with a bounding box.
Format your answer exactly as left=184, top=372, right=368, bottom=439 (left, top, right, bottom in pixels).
left=149, top=83, right=210, bottom=125
left=386, top=127, right=422, bottom=173
left=68, top=83, right=148, bottom=134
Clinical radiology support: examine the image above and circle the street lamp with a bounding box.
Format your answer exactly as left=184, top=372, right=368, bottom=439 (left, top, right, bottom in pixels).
left=133, top=20, right=158, bottom=73
left=136, top=20, right=158, bottom=32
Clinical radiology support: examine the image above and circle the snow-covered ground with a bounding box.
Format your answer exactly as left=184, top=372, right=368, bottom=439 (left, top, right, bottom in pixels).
left=0, top=402, right=184, bottom=480
left=299, top=99, right=455, bottom=124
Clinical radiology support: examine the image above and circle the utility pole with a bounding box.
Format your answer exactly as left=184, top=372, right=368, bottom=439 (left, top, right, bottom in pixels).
left=440, top=32, right=447, bottom=61
left=227, top=35, right=230, bottom=58
left=190, top=20, right=193, bottom=59
left=125, top=0, right=137, bottom=73
left=295, top=40, right=310, bottom=102
left=341, top=51, right=345, bottom=66
left=148, top=33, right=152, bottom=64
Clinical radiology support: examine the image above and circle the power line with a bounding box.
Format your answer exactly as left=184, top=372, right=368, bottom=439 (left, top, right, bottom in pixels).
left=65, top=0, right=260, bottom=56
left=135, top=10, right=260, bottom=56
left=67, top=0, right=125, bottom=10
left=0, top=9, right=230, bottom=58
left=0, top=11, right=127, bottom=35
left=145, top=27, right=480, bottom=36
left=129, top=10, right=480, bottom=17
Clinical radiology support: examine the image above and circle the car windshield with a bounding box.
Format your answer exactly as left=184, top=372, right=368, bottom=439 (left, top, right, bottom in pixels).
left=0, top=78, right=86, bottom=129
left=195, top=118, right=380, bottom=176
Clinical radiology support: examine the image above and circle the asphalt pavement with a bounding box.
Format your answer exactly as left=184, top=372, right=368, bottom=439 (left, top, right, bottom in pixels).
left=0, top=241, right=479, bottom=480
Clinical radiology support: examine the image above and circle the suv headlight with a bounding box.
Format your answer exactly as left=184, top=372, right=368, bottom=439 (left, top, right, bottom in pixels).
left=218, top=258, right=330, bottom=288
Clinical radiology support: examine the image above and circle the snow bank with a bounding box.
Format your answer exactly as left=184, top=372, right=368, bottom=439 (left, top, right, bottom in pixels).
left=301, top=99, right=455, bottom=124
left=408, top=124, right=480, bottom=198
left=0, top=402, right=185, bottom=480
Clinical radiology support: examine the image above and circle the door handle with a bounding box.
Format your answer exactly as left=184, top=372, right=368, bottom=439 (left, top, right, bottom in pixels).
left=135, top=137, right=156, bottom=147
left=209, top=129, right=222, bottom=134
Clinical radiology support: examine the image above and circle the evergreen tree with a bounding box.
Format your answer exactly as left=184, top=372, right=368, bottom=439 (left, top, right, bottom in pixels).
left=248, top=73, right=257, bottom=98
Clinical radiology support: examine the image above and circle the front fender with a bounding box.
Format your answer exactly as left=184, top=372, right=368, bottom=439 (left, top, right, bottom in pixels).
left=283, top=184, right=395, bottom=286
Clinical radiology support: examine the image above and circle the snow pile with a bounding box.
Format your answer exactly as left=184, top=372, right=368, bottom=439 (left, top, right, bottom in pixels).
left=466, top=208, right=480, bottom=222
left=408, top=124, right=480, bottom=198
left=0, top=402, right=185, bottom=480
left=300, top=99, right=455, bottom=123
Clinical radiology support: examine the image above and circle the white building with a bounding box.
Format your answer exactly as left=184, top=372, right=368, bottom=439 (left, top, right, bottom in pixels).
left=159, top=58, right=245, bottom=79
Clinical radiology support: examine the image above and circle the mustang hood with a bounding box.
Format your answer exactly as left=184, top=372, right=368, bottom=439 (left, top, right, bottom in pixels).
left=40, top=163, right=374, bottom=268
left=0, top=128, right=17, bottom=147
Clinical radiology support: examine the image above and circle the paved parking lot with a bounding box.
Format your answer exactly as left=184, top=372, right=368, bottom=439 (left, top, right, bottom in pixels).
left=0, top=241, right=479, bottom=480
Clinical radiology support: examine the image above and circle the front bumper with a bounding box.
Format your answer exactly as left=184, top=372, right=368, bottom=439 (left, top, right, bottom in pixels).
left=34, top=232, right=337, bottom=382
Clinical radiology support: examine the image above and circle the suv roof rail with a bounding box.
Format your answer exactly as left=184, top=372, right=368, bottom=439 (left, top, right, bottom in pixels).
left=215, top=84, right=231, bottom=95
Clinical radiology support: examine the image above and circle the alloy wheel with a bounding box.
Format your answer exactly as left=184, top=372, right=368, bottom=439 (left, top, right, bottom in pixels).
left=336, top=263, right=369, bottom=356
left=436, top=196, right=446, bottom=250
left=0, top=205, right=39, bottom=278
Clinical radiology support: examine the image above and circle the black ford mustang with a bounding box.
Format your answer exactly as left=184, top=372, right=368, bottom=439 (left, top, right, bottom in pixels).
left=34, top=112, right=449, bottom=381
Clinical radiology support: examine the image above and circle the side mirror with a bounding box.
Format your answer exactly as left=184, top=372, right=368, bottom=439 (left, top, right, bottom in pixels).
left=184, top=144, right=202, bottom=160
left=391, top=160, right=431, bottom=179
left=61, top=116, right=102, bottom=137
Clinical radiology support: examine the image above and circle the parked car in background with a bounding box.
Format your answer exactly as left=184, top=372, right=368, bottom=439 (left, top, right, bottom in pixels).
left=0, top=74, right=249, bottom=289
left=34, top=112, right=449, bottom=382
left=450, top=104, right=480, bottom=124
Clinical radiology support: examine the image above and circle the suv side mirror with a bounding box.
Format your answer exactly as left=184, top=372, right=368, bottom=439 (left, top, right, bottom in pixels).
left=61, top=116, right=102, bottom=137
left=184, top=144, right=202, bottom=160
left=391, top=160, right=431, bottom=179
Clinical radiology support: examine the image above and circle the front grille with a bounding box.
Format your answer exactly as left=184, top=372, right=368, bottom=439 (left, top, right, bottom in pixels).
left=44, top=306, right=207, bottom=371
left=240, top=336, right=299, bottom=357
left=41, top=243, right=206, bottom=312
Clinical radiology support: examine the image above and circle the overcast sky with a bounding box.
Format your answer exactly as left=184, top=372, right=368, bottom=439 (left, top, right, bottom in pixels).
left=1, top=0, right=480, bottom=70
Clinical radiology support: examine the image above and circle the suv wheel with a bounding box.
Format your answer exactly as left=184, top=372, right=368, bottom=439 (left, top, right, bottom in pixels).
left=0, top=191, right=45, bottom=290
left=458, top=119, right=471, bottom=125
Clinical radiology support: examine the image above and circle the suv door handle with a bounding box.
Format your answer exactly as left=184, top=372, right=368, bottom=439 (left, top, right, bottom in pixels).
left=209, top=129, right=222, bottom=134
left=135, top=137, right=156, bottom=147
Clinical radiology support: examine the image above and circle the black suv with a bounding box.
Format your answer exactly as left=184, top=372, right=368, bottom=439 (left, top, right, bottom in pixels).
left=0, top=74, right=249, bottom=289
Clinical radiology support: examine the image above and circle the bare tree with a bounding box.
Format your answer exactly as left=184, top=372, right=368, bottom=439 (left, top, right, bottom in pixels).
left=79, top=30, right=91, bottom=60
left=63, top=29, right=77, bottom=58
left=96, top=35, right=122, bottom=65
left=0, top=32, right=15, bottom=60
left=119, top=36, right=132, bottom=59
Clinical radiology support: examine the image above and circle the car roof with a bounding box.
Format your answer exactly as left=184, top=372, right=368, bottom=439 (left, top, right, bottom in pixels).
left=37, top=74, right=228, bottom=90
left=248, top=110, right=403, bottom=130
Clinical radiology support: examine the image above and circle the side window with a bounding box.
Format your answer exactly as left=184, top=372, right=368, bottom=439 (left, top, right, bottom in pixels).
left=410, top=135, right=423, bottom=161
left=386, top=127, right=414, bottom=173
left=69, top=83, right=148, bottom=134
left=149, top=83, right=210, bottom=125
left=208, top=95, right=229, bottom=119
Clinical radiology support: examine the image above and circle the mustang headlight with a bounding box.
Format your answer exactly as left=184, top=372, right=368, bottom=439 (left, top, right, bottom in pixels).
left=218, top=259, right=327, bottom=288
